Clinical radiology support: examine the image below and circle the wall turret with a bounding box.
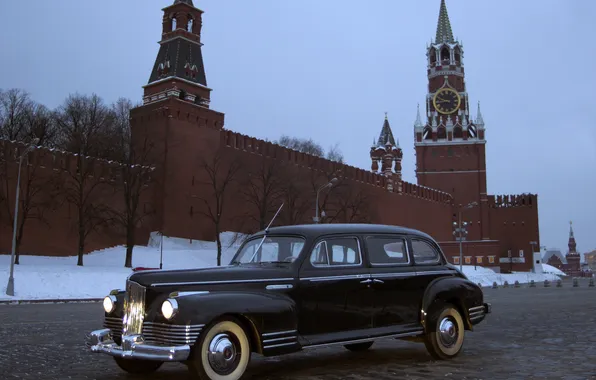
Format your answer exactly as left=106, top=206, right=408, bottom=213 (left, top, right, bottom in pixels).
left=371, top=113, right=403, bottom=193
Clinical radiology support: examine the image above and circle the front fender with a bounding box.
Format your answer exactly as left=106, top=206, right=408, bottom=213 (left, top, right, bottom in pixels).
left=158, top=291, right=299, bottom=354
left=420, top=276, right=484, bottom=332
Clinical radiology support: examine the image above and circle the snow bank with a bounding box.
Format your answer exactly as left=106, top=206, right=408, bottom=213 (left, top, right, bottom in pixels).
left=460, top=265, right=561, bottom=287
left=0, top=232, right=247, bottom=301
left=540, top=263, right=568, bottom=276
left=0, top=232, right=563, bottom=300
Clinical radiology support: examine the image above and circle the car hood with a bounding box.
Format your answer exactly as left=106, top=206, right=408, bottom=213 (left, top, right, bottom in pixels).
left=127, top=264, right=294, bottom=288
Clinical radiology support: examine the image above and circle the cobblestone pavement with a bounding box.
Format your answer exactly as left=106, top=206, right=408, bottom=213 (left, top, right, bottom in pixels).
left=1, top=280, right=595, bottom=380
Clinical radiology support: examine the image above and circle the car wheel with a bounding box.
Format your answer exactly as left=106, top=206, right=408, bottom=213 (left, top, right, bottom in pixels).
left=113, top=357, right=163, bottom=374
left=188, top=317, right=251, bottom=380
left=423, top=304, right=465, bottom=360
left=344, top=341, right=374, bottom=351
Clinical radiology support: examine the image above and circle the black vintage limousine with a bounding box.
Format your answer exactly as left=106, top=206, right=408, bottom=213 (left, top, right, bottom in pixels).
left=87, top=223, right=491, bottom=380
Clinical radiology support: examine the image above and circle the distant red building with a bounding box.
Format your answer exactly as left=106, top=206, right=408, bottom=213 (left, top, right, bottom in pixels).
left=0, top=0, right=541, bottom=273
left=545, top=222, right=590, bottom=277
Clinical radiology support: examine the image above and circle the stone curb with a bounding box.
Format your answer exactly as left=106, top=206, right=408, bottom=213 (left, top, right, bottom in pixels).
left=0, top=298, right=102, bottom=305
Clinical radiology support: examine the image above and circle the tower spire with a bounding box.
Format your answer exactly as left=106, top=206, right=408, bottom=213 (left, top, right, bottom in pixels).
left=173, top=0, right=194, bottom=5
left=567, top=220, right=579, bottom=255
left=435, top=0, right=455, bottom=44
left=476, top=101, right=484, bottom=126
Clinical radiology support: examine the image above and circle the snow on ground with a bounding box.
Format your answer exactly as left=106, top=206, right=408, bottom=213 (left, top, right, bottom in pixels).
left=461, top=265, right=561, bottom=287
left=0, top=232, right=247, bottom=301
left=540, top=263, right=568, bottom=276
left=0, top=231, right=563, bottom=301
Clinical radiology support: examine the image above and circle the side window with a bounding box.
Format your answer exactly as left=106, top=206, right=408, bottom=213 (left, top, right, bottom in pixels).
left=366, top=236, right=409, bottom=266
left=309, top=237, right=361, bottom=267
left=411, top=239, right=441, bottom=264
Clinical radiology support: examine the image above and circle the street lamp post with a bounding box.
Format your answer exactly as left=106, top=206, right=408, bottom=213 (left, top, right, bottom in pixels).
left=6, top=140, right=39, bottom=297
left=313, top=178, right=338, bottom=224
left=453, top=201, right=478, bottom=272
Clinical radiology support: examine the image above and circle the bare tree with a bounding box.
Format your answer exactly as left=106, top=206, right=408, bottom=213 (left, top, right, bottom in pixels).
left=0, top=89, right=33, bottom=141
left=279, top=173, right=311, bottom=225
left=53, top=93, right=116, bottom=265
left=1, top=147, right=61, bottom=263
left=0, top=90, right=61, bottom=262
left=196, top=152, right=243, bottom=266
left=327, top=184, right=373, bottom=224
left=107, top=98, right=156, bottom=268
left=276, top=135, right=325, bottom=157
left=326, top=143, right=345, bottom=163
left=241, top=158, right=285, bottom=230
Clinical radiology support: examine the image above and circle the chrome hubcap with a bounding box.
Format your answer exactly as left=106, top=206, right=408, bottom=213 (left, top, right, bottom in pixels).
left=438, top=317, right=458, bottom=347
left=207, top=333, right=240, bottom=375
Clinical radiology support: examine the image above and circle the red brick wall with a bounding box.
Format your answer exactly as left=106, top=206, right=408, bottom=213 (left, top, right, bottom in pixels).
left=0, top=141, right=156, bottom=257
left=488, top=194, right=540, bottom=272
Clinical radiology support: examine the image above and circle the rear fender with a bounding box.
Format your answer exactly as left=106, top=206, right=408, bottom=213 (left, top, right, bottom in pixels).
left=420, top=276, right=482, bottom=332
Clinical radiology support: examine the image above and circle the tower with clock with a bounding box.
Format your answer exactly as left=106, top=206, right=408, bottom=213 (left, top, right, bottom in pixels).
left=414, top=0, right=490, bottom=241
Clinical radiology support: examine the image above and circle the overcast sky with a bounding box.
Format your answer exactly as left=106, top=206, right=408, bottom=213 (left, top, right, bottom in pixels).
left=1, top=0, right=594, bottom=257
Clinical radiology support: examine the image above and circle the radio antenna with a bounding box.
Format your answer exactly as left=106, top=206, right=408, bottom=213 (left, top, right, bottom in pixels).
left=248, top=202, right=284, bottom=263
left=265, top=202, right=284, bottom=233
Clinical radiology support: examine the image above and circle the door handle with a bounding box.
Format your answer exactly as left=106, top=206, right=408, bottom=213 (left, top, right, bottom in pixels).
left=360, top=279, right=373, bottom=284
left=372, top=279, right=384, bottom=284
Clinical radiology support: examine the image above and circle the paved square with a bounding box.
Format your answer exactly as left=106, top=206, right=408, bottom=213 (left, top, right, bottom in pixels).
left=1, top=279, right=595, bottom=379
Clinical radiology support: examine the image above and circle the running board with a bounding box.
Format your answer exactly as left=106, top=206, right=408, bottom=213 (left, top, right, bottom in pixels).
left=302, top=330, right=424, bottom=350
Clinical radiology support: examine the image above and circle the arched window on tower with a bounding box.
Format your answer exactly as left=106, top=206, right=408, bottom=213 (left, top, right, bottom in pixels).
left=454, top=47, right=461, bottom=64
left=440, top=47, right=450, bottom=65
left=453, top=126, right=463, bottom=139
left=179, top=89, right=186, bottom=100
left=187, top=17, right=194, bottom=32
left=437, top=126, right=447, bottom=139
left=429, top=48, right=436, bottom=67
left=172, top=16, right=178, bottom=31
left=423, top=127, right=433, bottom=140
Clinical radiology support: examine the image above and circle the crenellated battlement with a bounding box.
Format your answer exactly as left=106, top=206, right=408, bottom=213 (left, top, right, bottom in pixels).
left=488, top=193, right=538, bottom=208
left=0, top=139, right=156, bottom=182
left=220, top=130, right=452, bottom=204
left=401, top=181, right=453, bottom=203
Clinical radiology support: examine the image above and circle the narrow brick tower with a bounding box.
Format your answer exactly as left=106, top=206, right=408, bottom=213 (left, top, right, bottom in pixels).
left=414, top=0, right=489, bottom=241
left=371, top=113, right=403, bottom=193
left=130, top=0, right=226, bottom=241
left=565, top=221, right=581, bottom=276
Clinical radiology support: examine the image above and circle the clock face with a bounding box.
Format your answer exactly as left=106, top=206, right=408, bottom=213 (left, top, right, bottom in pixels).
left=433, top=88, right=461, bottom=114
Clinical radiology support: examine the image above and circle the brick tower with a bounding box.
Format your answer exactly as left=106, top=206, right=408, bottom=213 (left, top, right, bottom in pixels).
left=565, top=221, right=581, bottom=275
left=143, top=0, right=211, bottom=107
left=371, top=113, right=403, bottom=193
left=414, top=0, right=489, bottom=241
left=131, top=0, right=226, bottom=241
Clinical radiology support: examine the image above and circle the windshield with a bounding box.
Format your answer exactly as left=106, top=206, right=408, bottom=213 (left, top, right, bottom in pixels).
left=230, top=236, right=306, bottom=265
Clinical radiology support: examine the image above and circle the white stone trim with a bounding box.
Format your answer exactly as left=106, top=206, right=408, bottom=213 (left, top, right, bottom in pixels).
left=417, top=170, right=486, bottom=174
left=144, top=75, right=212, bottom=91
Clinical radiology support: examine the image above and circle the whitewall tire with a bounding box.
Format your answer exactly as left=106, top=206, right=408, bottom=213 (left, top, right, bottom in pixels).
left=188, top=318, right=251, bottom=380
left=423, top=304, right=465, bottom=360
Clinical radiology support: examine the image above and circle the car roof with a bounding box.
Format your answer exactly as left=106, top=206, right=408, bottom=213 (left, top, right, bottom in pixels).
left=252, top=223, right=435, bottom=241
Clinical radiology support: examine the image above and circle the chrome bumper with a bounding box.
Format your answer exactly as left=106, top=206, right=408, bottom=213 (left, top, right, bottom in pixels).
left=86, top=328, right=190, bottom=362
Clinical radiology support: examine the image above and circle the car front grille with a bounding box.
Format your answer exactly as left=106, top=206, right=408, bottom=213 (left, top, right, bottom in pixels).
left=122, top=280, right=146, bottom=336
left=142, top=322, right=204, bottom=346
left=102, top=318, right=203, bottom=347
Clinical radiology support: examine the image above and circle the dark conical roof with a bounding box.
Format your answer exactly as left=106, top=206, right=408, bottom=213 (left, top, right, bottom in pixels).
left=174, top=0, right=194, bottom=6
left=377, top=113, right=397, bottom=147
left=435, top=0, right=455, bottom=43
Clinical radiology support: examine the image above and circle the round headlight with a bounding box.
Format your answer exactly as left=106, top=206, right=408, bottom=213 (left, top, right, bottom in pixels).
left=161, top=298, right=179, bottom=320
left=103, top=295, right=117, bottom=314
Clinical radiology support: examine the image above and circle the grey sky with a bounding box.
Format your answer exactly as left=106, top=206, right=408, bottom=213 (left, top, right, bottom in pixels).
left=1, top=0, right=594, bottom=257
